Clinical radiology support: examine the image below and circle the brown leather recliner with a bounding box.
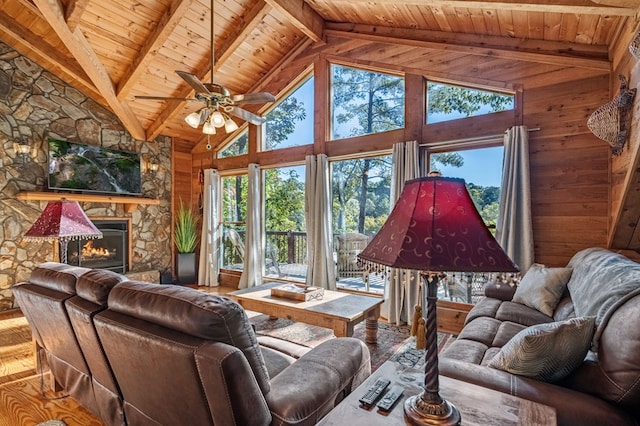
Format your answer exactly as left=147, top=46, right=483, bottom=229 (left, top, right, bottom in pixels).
left=65, top=268, right=128, bottom=426
left=94, top=280, right=371, bottom=426
left=11, top=263, right=100, bottom=415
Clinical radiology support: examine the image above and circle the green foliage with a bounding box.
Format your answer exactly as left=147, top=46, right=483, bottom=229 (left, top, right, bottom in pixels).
left=427, top=82, right=513, bottom=118
left=264, top=168, right=306, bottom=232
left=429, top=152, right=464, bottom=173
left=467, top=183, right=500, bottom=226
left=219, top=131, right=248, bottom=158
left=332, top=156, right=391, bottom=234
left=265, top=97, right=307, bottom=150
left=222, top=175, right=248, bottom=223
left=174, top=200, right=200, bottom=253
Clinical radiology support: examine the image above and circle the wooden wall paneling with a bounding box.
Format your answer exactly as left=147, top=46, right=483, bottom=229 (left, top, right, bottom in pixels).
left=404, top=73, right=424, bottom=143
left=610, top=67, right=640, bottom=249
left=258, top=144, right=315, bottom=168
left=437, top=300, right=472, bottom=335
left=325, top=129, right=404, bottom=158
left=520, top=67, right=607, bottom=90
left=422, top=110, right=516, bottom=144
left=608, top=17, right=640, bottom=251
left=525, top=74, right=611, bottom=265
left=533, top=216, right=608, bottom=266
left=314, top=54, right=328, bottom=154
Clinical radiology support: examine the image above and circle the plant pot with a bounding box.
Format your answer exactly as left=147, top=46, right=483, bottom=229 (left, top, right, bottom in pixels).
left=176, top=252, right=197, bottom=285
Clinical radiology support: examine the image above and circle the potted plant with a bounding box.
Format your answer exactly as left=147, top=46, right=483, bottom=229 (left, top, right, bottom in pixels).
left=174, top=199, right=200, bottom=284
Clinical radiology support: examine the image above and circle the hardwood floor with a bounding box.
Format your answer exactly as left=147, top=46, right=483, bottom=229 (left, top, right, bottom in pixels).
left=0, top=285, right=234, bottom=426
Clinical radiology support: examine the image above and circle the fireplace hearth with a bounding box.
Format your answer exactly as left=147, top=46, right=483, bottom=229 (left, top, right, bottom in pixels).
left=67, top=219, right=130, bottom=273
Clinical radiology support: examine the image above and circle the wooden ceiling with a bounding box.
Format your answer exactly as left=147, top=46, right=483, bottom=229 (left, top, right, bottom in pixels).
left=0, top=0, right=637, bottom=150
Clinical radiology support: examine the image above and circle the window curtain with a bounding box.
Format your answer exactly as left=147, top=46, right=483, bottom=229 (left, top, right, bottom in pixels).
left=305, top=154, right=336, bottom=289
left=239, top=163, right=263, bottom=289
left=496, top=125, right=534, bottom=273
left=198, top=169, right=220, bottom=286
left=383, top=141, right=421, bottom=326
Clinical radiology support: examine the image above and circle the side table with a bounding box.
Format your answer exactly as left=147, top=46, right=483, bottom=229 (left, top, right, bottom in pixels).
left=318, top=360, right=556, bottom=425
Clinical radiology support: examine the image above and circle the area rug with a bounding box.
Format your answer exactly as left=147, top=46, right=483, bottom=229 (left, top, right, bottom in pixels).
left=250, top=314, right=451, bottom=372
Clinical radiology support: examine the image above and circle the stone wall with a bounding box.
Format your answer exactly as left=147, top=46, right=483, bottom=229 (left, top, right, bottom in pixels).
left=0, top=41, right=173, bottom=311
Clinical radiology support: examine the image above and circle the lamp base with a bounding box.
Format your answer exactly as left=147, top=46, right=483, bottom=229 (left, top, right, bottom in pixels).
left=404, top=391, right=461, bottom=425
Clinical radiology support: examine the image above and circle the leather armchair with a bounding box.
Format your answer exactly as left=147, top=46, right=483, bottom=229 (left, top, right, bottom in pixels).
left=94, top=281, right=371, bottom=425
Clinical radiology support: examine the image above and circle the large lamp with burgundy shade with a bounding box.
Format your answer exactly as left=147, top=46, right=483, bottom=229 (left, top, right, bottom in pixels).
left=358, top=176, right=518, bottom=425
left=23, top=200, right=102, bottom=264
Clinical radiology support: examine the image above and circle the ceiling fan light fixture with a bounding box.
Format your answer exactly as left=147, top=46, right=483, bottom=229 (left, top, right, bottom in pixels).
left=185, top=111, right=201, bottom=128
left=224, top=116, right=239, bottom=133
left=210, top=110, right=225, bottom=128
left=202, top=120, right=217, bottom=135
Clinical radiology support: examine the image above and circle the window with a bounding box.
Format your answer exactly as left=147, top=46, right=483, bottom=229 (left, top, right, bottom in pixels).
left=427, top=144, right=505, bottom=304
left=220, top=174, right=248, bottom=271
left=218, top=130, right=248, bottom=158
left=263, top=165, right=306, bottom=281
left=331, top=155, right=392, bottom=293
left=330, top=65, right=404, bottom=140
left=263, top=76, right=314, bottom=151
left=426, top=82, right=514, bottom=124
left=429, top=145, right=503, bottom=227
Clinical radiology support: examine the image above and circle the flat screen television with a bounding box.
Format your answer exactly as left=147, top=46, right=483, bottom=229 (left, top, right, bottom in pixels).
left=48, top=138, right=142, bottom=196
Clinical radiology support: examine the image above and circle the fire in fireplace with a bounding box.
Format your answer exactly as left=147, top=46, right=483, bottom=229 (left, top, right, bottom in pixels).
left=66, top=219, right=129, bottom=273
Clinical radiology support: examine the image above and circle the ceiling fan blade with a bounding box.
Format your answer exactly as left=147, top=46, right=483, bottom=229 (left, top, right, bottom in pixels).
left=176, top=71, right=211, bottom=95
left=229, top=106, right=266, bottom=125
left=232, top=92, right=276, bottom=104
left=135, top=95, right=197, bottom=101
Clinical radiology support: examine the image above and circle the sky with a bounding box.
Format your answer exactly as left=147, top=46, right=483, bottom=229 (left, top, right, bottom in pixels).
left=434, top=146, right=504, bottom=187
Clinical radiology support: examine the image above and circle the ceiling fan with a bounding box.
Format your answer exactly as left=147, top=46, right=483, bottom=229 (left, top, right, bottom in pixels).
left=135, top=0, right=275, bottom=133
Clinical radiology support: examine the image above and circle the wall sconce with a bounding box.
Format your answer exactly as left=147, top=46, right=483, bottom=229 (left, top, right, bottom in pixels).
left=144, top=158, right=159, bottom=175
left=14, top=142, right=34, bottom=163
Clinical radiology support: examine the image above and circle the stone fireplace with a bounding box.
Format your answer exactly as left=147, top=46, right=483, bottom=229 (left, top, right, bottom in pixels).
left=66, top=219, right=131, bottom=274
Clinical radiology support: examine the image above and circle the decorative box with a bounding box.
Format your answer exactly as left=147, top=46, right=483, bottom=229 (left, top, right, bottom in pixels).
left=270, top=283, right=325, bottom=301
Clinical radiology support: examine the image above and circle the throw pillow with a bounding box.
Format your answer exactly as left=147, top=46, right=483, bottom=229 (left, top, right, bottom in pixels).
left=512, top=263, right=573, bottom=316
left=487, top=316, right=596, bottom=382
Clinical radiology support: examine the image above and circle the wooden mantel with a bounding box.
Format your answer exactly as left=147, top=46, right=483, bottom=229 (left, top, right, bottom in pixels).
left=17, top=191, right=160, bottom=213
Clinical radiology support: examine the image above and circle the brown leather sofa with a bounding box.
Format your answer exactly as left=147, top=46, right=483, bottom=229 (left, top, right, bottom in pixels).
left=439, top=248, right=640, bottom=426
left=12, top=263, right=126, bottom=424
left=12, top=263, right=371, bottom=426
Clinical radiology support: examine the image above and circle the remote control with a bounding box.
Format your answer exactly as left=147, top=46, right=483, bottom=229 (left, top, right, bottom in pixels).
left=376, top=384, right=404, bottom=412
left=358, top=377, right=390, bottom=408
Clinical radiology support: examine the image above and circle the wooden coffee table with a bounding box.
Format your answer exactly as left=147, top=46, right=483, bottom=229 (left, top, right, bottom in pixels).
left=229, top=282, right=383, bottom=343
left=318, top=360, right=557, bottom=425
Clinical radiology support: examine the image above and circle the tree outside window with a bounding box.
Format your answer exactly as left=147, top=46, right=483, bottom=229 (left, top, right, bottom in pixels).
left=263, top=165, right=306, bottom=280
left=218, top=130, right=248, bottom=158
left=330, top=65, right=404, bottom=140
left=221, top=174, right=248, bottom=270
left=264, top=76, right=314, bottom=151
left=427, top=81, right=514, bottom=124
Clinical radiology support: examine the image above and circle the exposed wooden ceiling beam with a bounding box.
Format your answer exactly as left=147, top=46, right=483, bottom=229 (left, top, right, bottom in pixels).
left=145, top=0, right=276, bottom=141
left=328, top=0, right=638, bottom=16
left=0, top=9, right=102, bottom=101
left=32, top=0, right=146, bottom=140
left=264, top=0, right=324, bottom=42
left=325, top=23, right=611, bottom=70
left=116, top=0, right=198, bottom=100
left=65, top=0, right=89, bottom=31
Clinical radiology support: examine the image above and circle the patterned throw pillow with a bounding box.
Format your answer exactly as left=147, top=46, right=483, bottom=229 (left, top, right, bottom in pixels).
left=487, top=316, right=596, bottom=382
left=512, top=263, right=573, bottom=316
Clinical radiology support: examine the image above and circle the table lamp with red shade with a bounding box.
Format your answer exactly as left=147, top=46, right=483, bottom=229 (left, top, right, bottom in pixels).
left=358, top=176, right=519, bottom=425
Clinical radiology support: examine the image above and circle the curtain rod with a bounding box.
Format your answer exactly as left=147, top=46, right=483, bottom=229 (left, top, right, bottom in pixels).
left=421, top=127, right=541, bottom=149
